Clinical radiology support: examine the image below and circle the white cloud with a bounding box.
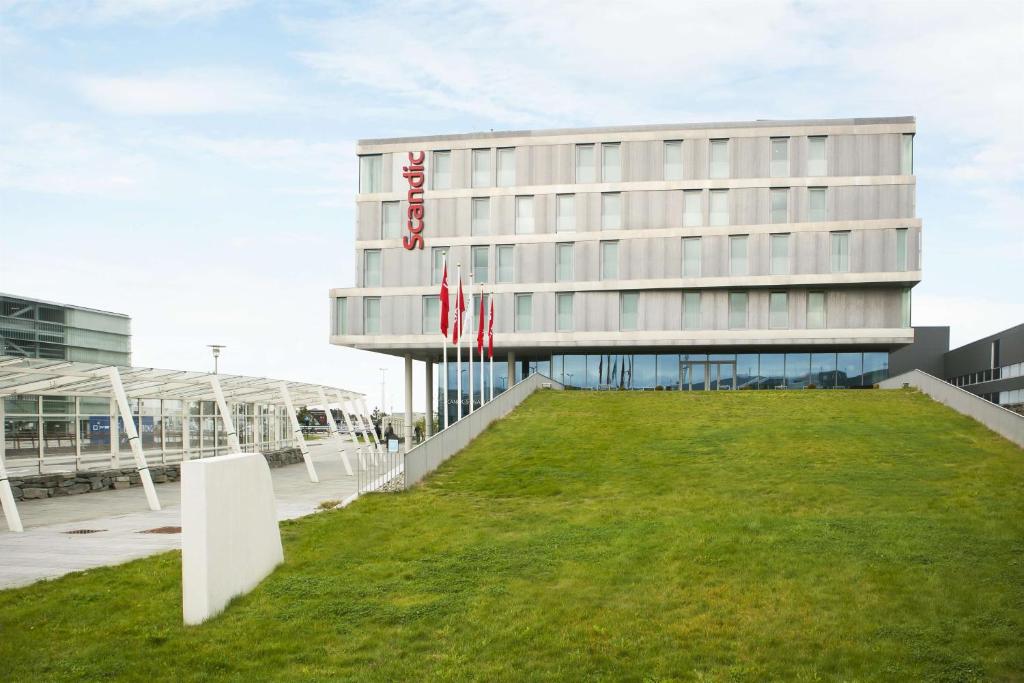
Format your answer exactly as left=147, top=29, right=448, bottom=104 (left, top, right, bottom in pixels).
left=1, top=0, right=248, bottom=25
left=74, top=69, right=288, bottom=115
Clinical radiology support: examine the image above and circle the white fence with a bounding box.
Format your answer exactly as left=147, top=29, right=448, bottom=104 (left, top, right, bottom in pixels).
left=403, top=374, right=564, bottom=488
left=879, top=369, right=1024, bottom=448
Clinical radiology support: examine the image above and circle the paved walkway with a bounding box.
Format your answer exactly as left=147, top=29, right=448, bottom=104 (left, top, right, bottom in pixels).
left=0, top=441, right=366, bottom=590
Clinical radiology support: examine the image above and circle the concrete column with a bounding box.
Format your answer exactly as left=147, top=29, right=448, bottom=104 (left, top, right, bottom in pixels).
left=424, top=359, right=434, bottom=437
left=507, top=351, right=516, bottom=390
left=404, top=354, right=414, bottom=452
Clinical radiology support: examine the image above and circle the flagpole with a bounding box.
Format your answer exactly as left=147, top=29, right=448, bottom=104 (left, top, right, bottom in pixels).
left=489, top=292, right=494, bottom=402
left=456, top=263, right=463, bottom=422
left=479, top=282, right=485, bottom=405
left=441, top=252, right=449, bottom=430
left=468, top=273, right=475, bottom=415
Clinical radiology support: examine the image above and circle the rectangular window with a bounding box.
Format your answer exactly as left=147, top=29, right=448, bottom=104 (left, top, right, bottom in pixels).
left=497, top=245, right=514, bottom=283
left=422, top=295, right=439, bottom=334
left=901, top=133, right=914, bottom=175
left=709, top=189, right=729, bottom=226
left=556, top=194, right=576, bottom=232
left=809, top=187, right=827, bottom=222
left=831, top=231, right=850, bottom=272
left=382, top=201, right=400, bottom=239
left=431, top=247, right=446, bottom=285
left=901, top=288, right=912, bottom=327
left=683, top=190, right=702, bottom=227
left=770, top=233, right=790, bottom=275
left=896, top=228, right=908, bottom=271
left=770, top=137, right=789, bottom=177
left=472, top=246, right=489, bottom=284
left=808, top=136, right=826, bottom=176
left=515, top=196, right=534, bottom=234
left=333, top=297, right=347, bottom=335
left=682, top=237, right=701, bottom=277
left=556, top=293, right=573, bottom=332
left=709, top=139, right=729, bottom=178
left=515, top=294, right=533, bottom=332
left=602, top=143, right=621, bottom=182
left=601, top=241, right=619, bottom=280
left=807, top=291, right=826, bottom=329
left=363, top=249, right=381, bottom=287
left=556, top=243, right=574, bottom=282
left=728, top=292, right=748, bottom=329
left=664, top=140, right=683, bottom=180
left=496, top=147, right=515, bottom=187
left=682, top=291, right=701, bottom=330
left=363, top=297, right=381, bottom=334
left=769, top=292, right=789, bottom=328
left=472, top=148, right=491, bottom=187
left=770, top=187, right=789, bottom=223
left=729, top=235, right=748, bottom=276
left=620, top=292, right=639, bottom=331
left=601, top=192, right=622, bottom=230
left=471, top=197, right=490, bottom=235
left=576, top=144, right=595, bottom=183
left=358, top=154, right=382, bottom=193
left=432, top=150, right=451, bottom=189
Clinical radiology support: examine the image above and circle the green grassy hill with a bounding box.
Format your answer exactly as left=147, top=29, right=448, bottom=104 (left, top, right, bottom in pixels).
left=2, top=390, right=1022, bottom=681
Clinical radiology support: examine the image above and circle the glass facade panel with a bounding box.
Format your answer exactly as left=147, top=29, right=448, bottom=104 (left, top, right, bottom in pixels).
left=657, top=354, right=680, bottom=390
left=432, top=150, right=451, bottom=189
left=364, top=250, right=381, bottom=287
left=432, top=247, right=445, bottom=285
left=563, top=355, right=586, bottom=389
left=682, top=292, right=701, bottom=330
left=576, top=144, right=595, bottom=182
left=770, top=233, right=789, bottom=275
left=471, top=197, right=490, bottom=235
left=709, top=139, right=729, bottom=178
left=363, top=298, right=381, bottom=334
left=602, top=143, right=621, bottom=182
left=496, top=147, right=515, bottom=186
left=632, top=355, right=657, bottom=389
left=809, top=187, right=827, bottom=221
left=785, top=353, right=811, bottom=388
left=901, top=288, right=912, bottom=327
left=736, top=354, right=759, bottom=389
left=770, top=138, right=789, bottom=177
left=620, top=293, right=638, bottom=331
left=358, top=154, right=381, bottom=193
left=728, top=292, right=748, bottom=329
left=664, top=141, right=683, bottom=180
left=682, top=237, right=701, bottom=277
left=556, top=293, right=573, bottom=332
left=497, top=245, right=514, bottom=283
left=760, top=354, right=785, bottom=389
left=863, top=352, right=889, bottom=385
left=807, top=291, right=826, bottom=329
left=811, top=352, right=837, bottom=388
left=334, top=297, right=347, bottom=335
left=472, top=148, right=490, bottom=187
left=601, top=242, right=619, bottom=280
left=516, top=196, right=534, bottom=234
left=556, top=243, right=573, bottom=282
left=769, top=292, right=789, bottom=328
left=422, top=296, right=439, bottom=334
left=515, top=294, right=532, bottom=332
left=837, top=352, right=863, bottom=387
left=382, top=201, right=400, bottom=239
left=831, top=232, right=850, bottom=272
left=556, top=194, right=575, bottom=232
left=472, top=246, right=489, bottom=283
left=901, top=134, right=914, bottom=175
left=683, top=190, right=702, bottom=227
left=729, top=235, right=748, bottom=275
left=771, top=188, right=789, bottom=223
left=709, top=190, right=729, bottom=226
left=808, top=136, right=827, bottom=176
left=601, top=193, right=621, bottom=230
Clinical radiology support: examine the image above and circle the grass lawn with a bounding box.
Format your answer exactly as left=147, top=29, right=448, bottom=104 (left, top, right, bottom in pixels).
left=1, top=390, right=1022, bottom=681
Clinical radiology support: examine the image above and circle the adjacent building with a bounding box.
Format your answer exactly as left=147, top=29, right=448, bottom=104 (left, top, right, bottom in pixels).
left=1, top=293, right=131, bottom=366
left=330, top=117, right=921, bottom=422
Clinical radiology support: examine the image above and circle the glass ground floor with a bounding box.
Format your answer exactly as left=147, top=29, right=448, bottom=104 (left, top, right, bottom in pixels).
left=441, top=349, right=890, bottom=422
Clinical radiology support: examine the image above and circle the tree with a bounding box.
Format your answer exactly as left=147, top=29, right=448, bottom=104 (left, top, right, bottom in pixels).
left=370, top=407, right=384, bottom=429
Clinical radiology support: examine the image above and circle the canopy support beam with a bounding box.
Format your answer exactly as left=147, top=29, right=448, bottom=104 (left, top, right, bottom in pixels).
left=279, top=383, right=318, bottom=483
left=107, top=367, right=161, bottom=511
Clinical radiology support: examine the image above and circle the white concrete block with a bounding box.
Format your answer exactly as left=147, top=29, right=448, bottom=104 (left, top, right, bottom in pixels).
left=181, top=452, right=283, bottom=625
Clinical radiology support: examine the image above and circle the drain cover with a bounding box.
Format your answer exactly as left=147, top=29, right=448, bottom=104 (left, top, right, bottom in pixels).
left=140, top=526, right=181, bottom=534
left=64, top=529, right=106, bottom=535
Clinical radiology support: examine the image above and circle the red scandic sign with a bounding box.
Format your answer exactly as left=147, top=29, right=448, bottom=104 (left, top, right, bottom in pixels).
left=402, top=151, right=426, bottom=250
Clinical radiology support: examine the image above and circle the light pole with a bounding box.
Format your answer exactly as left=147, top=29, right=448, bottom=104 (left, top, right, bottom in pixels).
left=379, top=368, right=387, bottom=416
left=207, top=345, right=226, bottom=374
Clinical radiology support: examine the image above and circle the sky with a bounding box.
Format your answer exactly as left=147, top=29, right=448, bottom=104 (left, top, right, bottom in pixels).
left=1, top=0, right=1022, bottom=412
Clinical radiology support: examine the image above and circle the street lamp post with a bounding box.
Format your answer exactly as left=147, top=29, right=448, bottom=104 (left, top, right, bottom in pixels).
left=207, top=345, right=226, bottom=374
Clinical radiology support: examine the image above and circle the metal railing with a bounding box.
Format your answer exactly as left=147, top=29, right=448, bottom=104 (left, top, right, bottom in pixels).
left=355, top=440, right=404, bottom=495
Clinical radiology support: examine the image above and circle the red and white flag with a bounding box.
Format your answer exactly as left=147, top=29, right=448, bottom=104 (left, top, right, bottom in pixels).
left=452, top=274, right=465, bottom=344
left=439, top=259, right=450, bottom=337
left=476, top=288, right=486, bottom=354
left=487, top=294, right=495, bottom=359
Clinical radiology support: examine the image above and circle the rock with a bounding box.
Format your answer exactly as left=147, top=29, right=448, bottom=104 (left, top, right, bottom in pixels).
left=21, top=487, right=50, bottom=499
left=9, top=486, right=22, bottom=499
left=65, top=483, right=91, bottom=495
left=112, top=481, right=131, bottom=490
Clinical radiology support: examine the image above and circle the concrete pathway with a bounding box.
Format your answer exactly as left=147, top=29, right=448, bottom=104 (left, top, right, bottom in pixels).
left=0, top=441, right=366, bottom=590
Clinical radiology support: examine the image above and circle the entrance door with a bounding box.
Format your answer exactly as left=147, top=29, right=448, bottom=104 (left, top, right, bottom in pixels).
left=710, top=361, right=736, bottom=390
left=680, top=361, right=708, bottom=390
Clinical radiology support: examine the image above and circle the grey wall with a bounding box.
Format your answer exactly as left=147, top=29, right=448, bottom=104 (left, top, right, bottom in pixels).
left=890, top=326, right=950, bottom=377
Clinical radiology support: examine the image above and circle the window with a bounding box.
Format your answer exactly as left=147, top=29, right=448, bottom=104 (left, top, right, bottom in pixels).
left=683, top=190, right=702, bottom=227
left=601, top=192, right=622, bottom=229
left=896, top=228, right=908, bottom=271
left=496, top=147, right=515, bottom=187
left=620, top=292, right=639, bottom=331
left=557, top=293, right=573, bottom=332
left=831, top=231, right=850, bottom=272
left=682, top=291, right=701, bottom=329
left=358, top=155, right=382, bottom=193
left=601, top=241, right=619, bottom=280
left=770, top=188, right=789, bottom=223
left=333, top=297, right=347, bottom=335
left=901, top=288, right=911, bottom=327
left=431, top=247, right=446, bottom=285
left=472, top=148, right=491, bottom=187
left=472, top=246, right=489, bottom=283
left=770, top=138, right=789, bottom=177
left=808, top=136, right=827, bottom=176
left=709, top=139, right=729, bottom=178
left=515, top=294, right=533, bottom=331
left=809, top=187, right=827, bottom=222
left=363, top=249, right=381, bottom=286
left=576, top=144, right=595, bottom=182
left=422, top=295, right=439, bottom=334
left=728, top=292, right=748, bottom=329
left=770, top=292, right=789, bottom=328
left=556, top=243, right=574, bottom=282
left=382, top=201, right=400, bottom=239
left=556, top=194, right=575, bottom=232
left=364, top=297, right=381, bottom=334
left=497, top=245, right=514, bottom=283
left=471, top=197, right=490, bottom=235
left=602, top=143, right=621, bottom=182
left=682, top=237, right=701, bottom=277
left=807, top=291, right=826, bottom=329
left=729, top=235, right=748, bottom=276
left=433, top=151, right=451, bottom=189
left=709, top=189, right=729, bottom=226
left=516, top=196, right=534, bottom=234
left=664, top=140, right=683, bottom=180
left=770, top=233, right=790, bottom=275
left=901, top=134, right=914, bottom=175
